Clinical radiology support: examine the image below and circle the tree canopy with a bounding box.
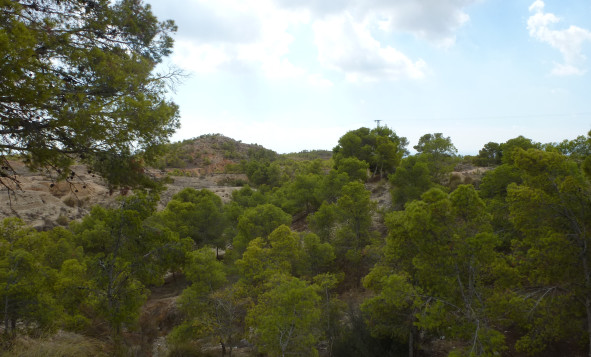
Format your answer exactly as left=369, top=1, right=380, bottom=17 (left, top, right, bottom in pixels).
left=0, top=0, right=179, bottom=189
left=333, top=126, right=408, bottom=177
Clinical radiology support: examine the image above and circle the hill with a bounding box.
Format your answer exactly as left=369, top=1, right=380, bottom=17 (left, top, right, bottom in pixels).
left=154, top=133, right=278, bottom=174
left=0, top=134, right=282, bottom=230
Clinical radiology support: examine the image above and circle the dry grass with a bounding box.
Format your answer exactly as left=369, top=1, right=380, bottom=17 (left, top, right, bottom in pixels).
left=1, top=331, right=109, bottom=357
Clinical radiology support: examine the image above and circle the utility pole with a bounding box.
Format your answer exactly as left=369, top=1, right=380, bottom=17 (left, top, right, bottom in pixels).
left=374, top=120, right=382, bottom=128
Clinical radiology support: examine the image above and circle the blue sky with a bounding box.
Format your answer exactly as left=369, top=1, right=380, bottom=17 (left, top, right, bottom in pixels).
left=148, top=0, right=591, bottom=154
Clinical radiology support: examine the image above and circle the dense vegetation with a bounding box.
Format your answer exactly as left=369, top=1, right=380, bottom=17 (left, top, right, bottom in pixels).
left=3, top=1, right=591, bottom=356
left=0, top=0, right=180, bottom=191
left=2, top=127, right=591, bottom=357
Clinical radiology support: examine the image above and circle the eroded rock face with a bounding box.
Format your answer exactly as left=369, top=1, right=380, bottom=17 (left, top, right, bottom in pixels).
left=0, top=161, right=246, bottom=230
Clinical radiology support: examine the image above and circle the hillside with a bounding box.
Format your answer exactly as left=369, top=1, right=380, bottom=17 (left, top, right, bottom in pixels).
left=154, top=133, right=278, bottom=174
left=0, top=135, right=272, bottom=229
left=0, top=132, right=502, bottom=357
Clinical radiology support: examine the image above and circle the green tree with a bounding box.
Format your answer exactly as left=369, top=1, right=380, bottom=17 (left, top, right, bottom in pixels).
left=153, top=188, right=227, bottom=251
left=362, top=272, right=420, bottom=357
left=413, top=133, right=458, bottom=184
left=236, top=225, right=301, bottom=289
left=313, top=273, right=344, bottom=356
left=499, top=136, right=539, bottom=165
left=0, top=218, right=60, bottom=336
left=235, top=226, right=335, bottom=296
left=232, top=204, right=291, bottom=256
left=335, top=182, right=374, bottom=250
left=307, top=201, right=338, bottom=242
left=413, top=133, right=457, bottom=157
left=71, top=193, right=188, bottom=335
left=334, top=181, right=376, bottom=285
left=314, top=169, right=350, bottom=204
left=389, top=155, right=435, bottom=209
left=547, top=133, right=591, bottom=162
left=507, top=148, right=591, bottom=355
left=171, top=247, right=244, bottom=355
left=207, top=286, right=250, bottom=357
left=0, top=0, right=180, bottom=189
left=281, top=173, right=322, bottom=214
left=247, top=275, right=322, bottom=357
left=366, top=186, right=505, bottom=356
left=300, top=233, right=336, bottom=278
left=333, top=126, right=408, bottom=178
left=336, top=157, right=369, bottom=182
left=474, top=142, right=502, bottom=167
left=245, top=160, right=281, bottom=187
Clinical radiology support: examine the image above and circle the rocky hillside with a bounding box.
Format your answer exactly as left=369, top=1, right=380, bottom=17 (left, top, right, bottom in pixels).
left=154, top=133, right=278, bottom=175
left=0, top=134, right=266, bottom=230
left=0, top=134, right=486, bottom=231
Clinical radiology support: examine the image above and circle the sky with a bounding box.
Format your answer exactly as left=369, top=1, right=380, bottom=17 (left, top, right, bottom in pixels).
left=148, top=0, right=591, bottom=155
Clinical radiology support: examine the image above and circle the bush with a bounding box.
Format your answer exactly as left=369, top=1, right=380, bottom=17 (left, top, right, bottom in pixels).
left=167, top=343, right=215, bottom=357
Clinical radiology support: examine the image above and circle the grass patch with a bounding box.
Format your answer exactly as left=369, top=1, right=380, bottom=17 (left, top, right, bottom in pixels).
left=1, top=331, right=108, bottom=357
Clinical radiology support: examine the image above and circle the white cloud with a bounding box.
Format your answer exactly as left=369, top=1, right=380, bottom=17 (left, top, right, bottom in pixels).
left=313, top=15, right=426, bottom=82
left=527, top=1, right=591, bottom=76
left=278, top=0, right=476, bottom=81
left=158, top=0, right=475, bottom=84
left=528, top=0, right=545, bottom=14
left=167, top=0, right=309, bottom=79
left=306, top=74, right=334, bottom=87
left=274, top=0, right=477, bottom=46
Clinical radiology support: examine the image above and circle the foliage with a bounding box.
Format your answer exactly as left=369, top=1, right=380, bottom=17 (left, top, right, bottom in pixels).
left=333, top=126, right=408, bottom=178
left=413, top=133, right=458, bottom=184
left=332, top=304, right=406, bottom=357
left=236, top=225, right=335, bottom=289
left=389, top=155, right=435, bottom=209
left=413, top=133, right=457, bottom=157
left=499, top=136, right=539, bottom=165
left=474, top=142, right=502, bottom=167
left=246, top=275, right=322, bottom=357
left=507, top=148, right=591, bottom=354
left=367, top=185, right=505, bottom=355
left=277, top=173, right=322, bottom=214
left=152, top=188, right=227, bottom=249
left=171, top=248, right=248, bottom=356
left=0, top=0, right=180, bottom=189
left=545, top=131, right=591, bottom=163
left=336, top=157, right=369, bottom=182
left=244, top=160, right=281, bottom=187
left=231, top=204, right=291, bottom=255
left=310, top=181, right=376, bottom=286
left=0, top=218, right=61, bottom=335
left=4, top=128, right=591, bottom=356
left=70, top=193, right=189, bottom=335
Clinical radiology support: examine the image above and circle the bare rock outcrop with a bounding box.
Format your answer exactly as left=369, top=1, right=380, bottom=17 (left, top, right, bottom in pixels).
left=0, top=161, right=246, bottom=230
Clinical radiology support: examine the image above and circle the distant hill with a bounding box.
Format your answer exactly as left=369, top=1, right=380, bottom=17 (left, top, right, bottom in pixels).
left=154, top=134, right=333, bottom=175
left=282, top=149, right=333, bottom=161
left=154, top=134, right=278, bottom=175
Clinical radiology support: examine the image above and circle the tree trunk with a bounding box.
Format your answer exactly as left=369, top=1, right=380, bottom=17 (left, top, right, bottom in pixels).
left=4, top=296, right=9, bottom=334
left=581, top=243, right=591, bottom=357
left=408, top=327, right=414, bottom=357
left=220, top=340, right=226, bottom=356
left=585, top=297, right=591, bottom=357
left=409, top=323, right=418, bottom=357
